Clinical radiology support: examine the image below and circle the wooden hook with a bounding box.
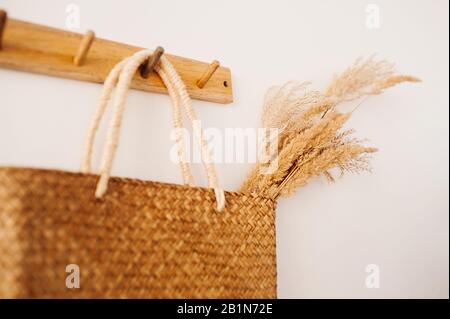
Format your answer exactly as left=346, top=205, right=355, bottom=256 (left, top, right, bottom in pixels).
left=0, top=9, right=7, bottom=50
left=73, top=30, right=95, bottom=66
left=140, top=46, right=164, bottom=78
left=197, top=60, right=220, bottom=89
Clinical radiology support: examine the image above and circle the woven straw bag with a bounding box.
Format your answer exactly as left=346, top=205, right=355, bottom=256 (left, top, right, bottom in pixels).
left=0, top=51, right=277, bottom=298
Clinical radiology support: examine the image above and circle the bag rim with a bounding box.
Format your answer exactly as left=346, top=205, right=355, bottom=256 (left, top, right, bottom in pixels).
left=0, top=166, right=277, bottom=203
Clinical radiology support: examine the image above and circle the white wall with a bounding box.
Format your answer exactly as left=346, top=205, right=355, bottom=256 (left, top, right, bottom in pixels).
left=0, top=0, right=448, bottom=298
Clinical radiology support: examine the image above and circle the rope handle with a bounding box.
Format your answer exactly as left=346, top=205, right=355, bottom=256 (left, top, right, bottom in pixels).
left=81, top=50, right=225, bottom=211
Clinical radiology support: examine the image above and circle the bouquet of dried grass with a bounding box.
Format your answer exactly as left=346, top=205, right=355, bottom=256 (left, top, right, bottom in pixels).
left=240, top=57, right=419, bottom=198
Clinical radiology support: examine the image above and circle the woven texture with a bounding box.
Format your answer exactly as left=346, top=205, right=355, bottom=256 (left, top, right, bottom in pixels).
left=0, top=167, right=277, bottom=298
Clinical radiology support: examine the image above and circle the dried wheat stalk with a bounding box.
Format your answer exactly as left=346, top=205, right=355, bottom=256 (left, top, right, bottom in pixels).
left=240, top=57, right=419, bottom=198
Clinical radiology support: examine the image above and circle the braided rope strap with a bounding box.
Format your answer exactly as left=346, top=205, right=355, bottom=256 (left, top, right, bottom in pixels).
left=81, top=50, right=225, bottom=211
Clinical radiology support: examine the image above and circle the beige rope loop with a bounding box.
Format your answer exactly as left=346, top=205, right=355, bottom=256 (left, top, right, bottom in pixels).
left=82, top=49, right=225, bottom=211
left=81, top=57, right=131, bottom=173
left=156, top=62, right=194, bottom=186
left=81, top=54, right=194, bottom=185
left=156, top=57, right=219, bottom=189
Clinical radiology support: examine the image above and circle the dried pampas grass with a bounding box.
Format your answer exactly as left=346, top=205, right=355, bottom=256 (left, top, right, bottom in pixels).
left=240, top=57, right=419, bottom=198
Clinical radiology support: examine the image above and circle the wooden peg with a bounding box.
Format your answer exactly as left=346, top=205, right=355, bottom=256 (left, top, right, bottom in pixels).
left=197, top=60, right=220, bottom=88
left=140, top=46, right=164, bottom=78
left=0, top=10, right=7, bottom=50
left=73, top=30, right=95, bottom=66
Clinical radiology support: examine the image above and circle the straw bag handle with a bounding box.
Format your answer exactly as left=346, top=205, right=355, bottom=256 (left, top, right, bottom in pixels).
left=81, top=50, right=225, bottom=211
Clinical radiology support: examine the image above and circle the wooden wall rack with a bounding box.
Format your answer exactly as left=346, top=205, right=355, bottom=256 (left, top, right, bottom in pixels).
left=0, top=9, right=233, bottom=104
